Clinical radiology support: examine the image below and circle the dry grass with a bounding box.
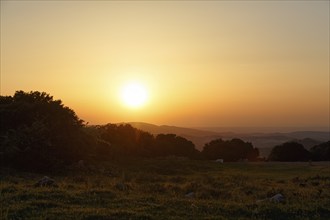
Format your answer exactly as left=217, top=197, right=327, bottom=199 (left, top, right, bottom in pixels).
left=1, top=159, right=330, bottom=219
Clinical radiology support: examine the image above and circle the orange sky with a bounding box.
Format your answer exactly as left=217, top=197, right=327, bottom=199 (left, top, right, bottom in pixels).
left=1, top=1, right=329, bottom=129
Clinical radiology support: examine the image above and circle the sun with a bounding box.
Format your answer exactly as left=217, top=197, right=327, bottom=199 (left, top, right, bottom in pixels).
left=120, top=82, right=148, bottom=108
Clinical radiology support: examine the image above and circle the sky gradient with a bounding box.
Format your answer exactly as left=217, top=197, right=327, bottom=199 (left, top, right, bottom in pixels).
left=1, top=1, right=329, bottom=130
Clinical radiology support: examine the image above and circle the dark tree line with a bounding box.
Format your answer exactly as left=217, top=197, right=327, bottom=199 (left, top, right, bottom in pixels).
left=97, top=124, right=199, bottom=158
left=202, top=138, right=259, bottom=162
left=2, top=91, right=327, bottom=172
left=90, top=125, right=256, bottom=161
left=0, top=91, right=201, bottom=171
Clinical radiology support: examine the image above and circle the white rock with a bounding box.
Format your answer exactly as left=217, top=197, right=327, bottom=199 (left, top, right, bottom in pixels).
left=185, top=192, right=194, bottom=198
left=215, top=159, right=224, bottom=163
left=34, top=176, right=57, bottom=187
left=269, top=193, right=285, bottom=203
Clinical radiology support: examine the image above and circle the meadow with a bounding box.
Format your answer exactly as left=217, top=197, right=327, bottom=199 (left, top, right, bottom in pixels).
left=1, top=158, right=330, bottom=220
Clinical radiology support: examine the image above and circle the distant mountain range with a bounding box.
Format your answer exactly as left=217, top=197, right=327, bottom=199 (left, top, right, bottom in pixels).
left=125, top=122, right=330, bottom=157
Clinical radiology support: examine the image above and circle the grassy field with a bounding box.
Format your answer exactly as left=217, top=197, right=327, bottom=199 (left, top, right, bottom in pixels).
left=1, top=158, right=330, bottom=220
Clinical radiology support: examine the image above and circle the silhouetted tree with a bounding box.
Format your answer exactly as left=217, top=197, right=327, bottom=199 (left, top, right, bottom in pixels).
left=202, top=139, right=225, bottom=160
left=268, top=141, right=311, bottom=162
left=0, top=91, right=91, bottom=171
left=98, top=123, right=154, bottom=156
left=153, top=134, right=199, bottom=158
left=202, top=138, right=259, bottom=162
left=310, top=141, right=330, bottom=161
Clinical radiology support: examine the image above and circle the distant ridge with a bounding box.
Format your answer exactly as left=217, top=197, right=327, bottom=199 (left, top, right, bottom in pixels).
left=127, top=122, right=223, bottom=136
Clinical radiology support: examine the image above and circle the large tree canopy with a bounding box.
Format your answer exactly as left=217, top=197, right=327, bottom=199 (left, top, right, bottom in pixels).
left=0, top=91, right=83, bottom=132
left=0, top=91, right=91, bottom=170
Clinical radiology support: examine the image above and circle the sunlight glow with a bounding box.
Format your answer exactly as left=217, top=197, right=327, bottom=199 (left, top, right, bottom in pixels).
left=120, top=82, right=148, bottom=108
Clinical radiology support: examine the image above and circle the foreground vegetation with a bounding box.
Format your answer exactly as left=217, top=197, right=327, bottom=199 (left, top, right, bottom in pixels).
left=1, top=159, right=330, bottom=219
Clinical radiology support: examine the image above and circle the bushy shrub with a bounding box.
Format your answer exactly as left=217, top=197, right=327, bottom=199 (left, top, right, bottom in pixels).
left=202, top=138, right=259, bottom=161
left=153, top=134, right=200, bottom=158
left=310, top=141, right=330, bottom=161
left=268, top=142, right=311, bottom=162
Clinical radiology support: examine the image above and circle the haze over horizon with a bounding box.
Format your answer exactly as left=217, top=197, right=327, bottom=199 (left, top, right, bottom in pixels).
left=1, top=1, right=329, bottom=130
left=114, top=121, right=329, bottom=134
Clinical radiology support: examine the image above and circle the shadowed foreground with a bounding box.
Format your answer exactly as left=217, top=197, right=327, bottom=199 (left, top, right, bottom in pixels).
left=1, top=159, right=330, bottom=220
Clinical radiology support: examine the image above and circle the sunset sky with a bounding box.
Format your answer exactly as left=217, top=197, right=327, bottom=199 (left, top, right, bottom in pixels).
left=1, top=1, right=329, bottom=130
